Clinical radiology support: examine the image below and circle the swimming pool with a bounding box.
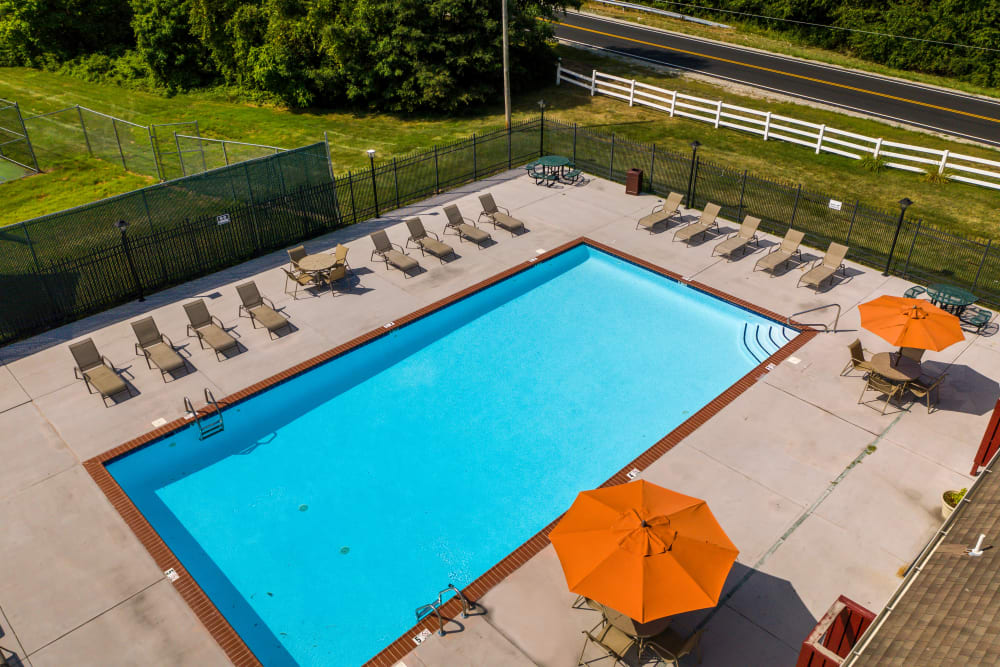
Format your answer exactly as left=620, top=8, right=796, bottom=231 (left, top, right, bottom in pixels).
left=105, top=244, right=796, bottom=665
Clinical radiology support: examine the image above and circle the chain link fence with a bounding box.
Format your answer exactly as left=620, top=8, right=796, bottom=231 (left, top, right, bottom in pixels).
left=0, top=99, right=40, bottom=178
left=2, top=115, right=999, bottom=345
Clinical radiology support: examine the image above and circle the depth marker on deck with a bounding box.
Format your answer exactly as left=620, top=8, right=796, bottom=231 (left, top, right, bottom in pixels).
left=151, top=418, right=167, bottom=428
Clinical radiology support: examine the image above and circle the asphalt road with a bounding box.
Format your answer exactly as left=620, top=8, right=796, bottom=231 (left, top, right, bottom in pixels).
left=552, top=12, right=1000, bottom=147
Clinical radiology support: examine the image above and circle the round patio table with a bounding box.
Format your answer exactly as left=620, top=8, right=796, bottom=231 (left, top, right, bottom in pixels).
left=537, top=155, right=571, bottom=176
left=871, top=352, right=922, bottom=382
left=589, top=599, right=672, bottom=657
left=297, top=253, right=336, bottom=273
left=926, top=283, right=976, bottom=315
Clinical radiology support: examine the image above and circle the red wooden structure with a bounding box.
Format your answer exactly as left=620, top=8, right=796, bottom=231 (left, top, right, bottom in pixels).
left=970, top=398, right=1000, bottom=475
left=795, top=595, right=875, bottom=667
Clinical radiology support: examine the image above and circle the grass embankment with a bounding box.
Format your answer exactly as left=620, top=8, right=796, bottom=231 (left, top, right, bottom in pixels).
left=2, top=45, right=999, bottom=239
left=577, top=2, right=1000, bottom=102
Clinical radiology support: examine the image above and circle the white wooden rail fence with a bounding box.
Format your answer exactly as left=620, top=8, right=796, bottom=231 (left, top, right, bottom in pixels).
left=556, top=63, right=1000, bottom=191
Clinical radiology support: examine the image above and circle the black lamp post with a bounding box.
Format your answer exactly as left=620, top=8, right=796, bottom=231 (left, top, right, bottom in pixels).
left=686, top=140, right=701, bottom=207
left=116, top=219, right=144, bottom=302
left=538, top=99, right=546, bottom=157
left=882, top=197, right=913, bottom=276
left=367, top=149, right=379, bottom=218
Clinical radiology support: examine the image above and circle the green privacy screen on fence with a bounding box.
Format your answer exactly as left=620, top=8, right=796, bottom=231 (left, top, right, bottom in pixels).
left=1, top=115, right=999, bottom=345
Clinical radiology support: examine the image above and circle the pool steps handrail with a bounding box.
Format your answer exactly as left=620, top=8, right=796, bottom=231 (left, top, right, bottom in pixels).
left=183, top=388, right=225, bottom=439
left=787, top=303, right=841, bottom=333
left=415, top=584, right=478, bottom=636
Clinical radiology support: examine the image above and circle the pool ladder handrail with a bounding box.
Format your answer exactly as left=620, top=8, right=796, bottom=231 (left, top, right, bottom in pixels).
left=184, top=388, right=224, bottom=439
left=787, top=303, right=841, bottom=333
left=415, top=584, right=477, bottom=636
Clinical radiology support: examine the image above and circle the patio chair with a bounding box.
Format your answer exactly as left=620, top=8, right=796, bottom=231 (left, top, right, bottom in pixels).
left=131, top=316, right=187, bottom=382
left=578, top=619, right=635, bottom=667
left=370, top=230, right=419, bottom=276
left=282, top=267, right=320, bottom=299
left=961, top=306, right=993, bottom=334
left=841, top=339, right=875, bottom=376
left=287, top=245, right=306, bottom=268
left=69, top=338, right=131, bottom=406
left=713, top=215, right=761, bottom=258
left=443, top=204, right=492, bottom=248
left=332, top=243, right=352, bottom=275
left=236, top=281, right=291, bottom=338
left=636, top=192, right=683, bottom=233
left=649, top=628, right=704, bottom=666
left=900, top=347, right=925, bottom=363
left=904, top=285, right=927, bottom=299
left=754, top=228, right=805, bottom=274
left=798, top=242, right=849, bottom=289
left=858, top=373, right=905, bottom=414
left=673, top=202, right=721, bottom=244
left=406, top=217, right=455, bottom=263
left=907, top=372, right=947, bottom=413
left=184, top=299, right=239, bottom=361
left=478, top=193, right=526, bottom=236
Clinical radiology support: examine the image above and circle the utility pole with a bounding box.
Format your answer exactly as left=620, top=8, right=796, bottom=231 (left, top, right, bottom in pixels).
left=502, top=0, right=511, bottom=128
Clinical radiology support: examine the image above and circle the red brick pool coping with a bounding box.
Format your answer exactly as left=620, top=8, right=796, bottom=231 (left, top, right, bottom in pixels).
left=84, top=236, right=817, bottom=667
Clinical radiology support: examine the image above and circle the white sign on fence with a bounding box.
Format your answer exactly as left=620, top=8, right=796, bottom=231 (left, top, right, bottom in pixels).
left=216, top=213, right=231, bottom=225
left=829, top=199, right=842, bottom=211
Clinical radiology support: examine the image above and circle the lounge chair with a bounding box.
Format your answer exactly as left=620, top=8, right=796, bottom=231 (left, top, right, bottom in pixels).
left=184, top=299, right=239, bottom=361
left=478, top=193, right=526, bottom=235
left=858, top=373, right=905, bottom=414
left=673, top=202, right=722, bottom=244
left=443, top=204, right=491, bottom=247
left=754, top=228, right=805, bottom=274
left=236, top=281, right=291, bottom=338
left=287, top=245, right=306, bottom=268
left=578, top=619, right=635, bottom=667
left=282, top=267, right=320, bottom=299
left=649, top=628, right=704, bottom=666
left=370, top=230, right=419, bottom=276
left=841, top=339, right=875, bottom=376
left=132, top=316, right=187, bottom=382
left=69, top=338, right=131, bottom=406
left=798, top=242, right=849, bottom=289
left=713, top=215, right=761, bottom=258
left=406, top=217, right=455, bottom=262
left=636, top=192, right=683, bottom=233
left=907, top=372, right=947, bottom=413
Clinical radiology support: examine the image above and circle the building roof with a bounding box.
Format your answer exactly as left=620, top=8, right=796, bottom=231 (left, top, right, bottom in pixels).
left=847, top=457, right=1000, bottom=666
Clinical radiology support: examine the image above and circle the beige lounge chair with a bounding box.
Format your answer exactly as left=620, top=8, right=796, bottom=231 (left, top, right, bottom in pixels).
left=578, top=619, right=635, bottom=667
left=478, top=193, right=526, bottom=235
left=184, top=299, right=239, bottom=361
left=841, top=339, right=875, bottom=376
left=636, top=192, right=683, bottom=233
left=798, top=242, right=849, bottom=289
left=287, top=245, right=306, bottom=268
left=858, top=373, right=904, bottom=414
left=370, top=230, right=419, bottom=276
left=69, top=338, right=131, bottom=406
left=282, top=267, right=320, bottom=299
left=237, top=281, right=291, bottom=338
left=755, top=228, right=805, bottom=273
left=443, top=204, right=491, bottom=247
left=406, top=217, right=455, bottom=263
left=132, top=316, right=187, bottom=382
left=713, top=215, right=761, bottom=258
left=673, top=202, right=722, bottom=244
left=907, top=372, right=947, bottom=413
left=649, top=628, right=704, bottom=666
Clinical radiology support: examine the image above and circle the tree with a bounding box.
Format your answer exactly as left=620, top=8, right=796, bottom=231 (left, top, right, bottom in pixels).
left=131, top=0, right=213, bottom=91
left=0, top=0, right=133, bottom=66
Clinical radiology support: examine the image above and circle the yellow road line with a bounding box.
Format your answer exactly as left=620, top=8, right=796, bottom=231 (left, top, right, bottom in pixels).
left=547, top=19, right=1000, bottom=125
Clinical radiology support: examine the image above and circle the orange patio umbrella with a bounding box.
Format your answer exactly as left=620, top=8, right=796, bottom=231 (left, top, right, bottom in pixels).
left=549, top=480, right=739, bottom=623
left=858, top=295, right=963, bottom=351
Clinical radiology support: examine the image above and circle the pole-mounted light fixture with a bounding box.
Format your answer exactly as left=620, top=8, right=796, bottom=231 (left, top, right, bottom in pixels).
left=883, top=197, right=913, bottom=276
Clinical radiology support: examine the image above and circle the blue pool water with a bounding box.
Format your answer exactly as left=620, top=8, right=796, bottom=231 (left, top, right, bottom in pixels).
left=107, top=245, right=795, bottom=665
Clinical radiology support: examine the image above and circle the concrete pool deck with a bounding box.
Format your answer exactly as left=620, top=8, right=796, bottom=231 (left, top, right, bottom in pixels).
left=0, top=169, right=996, bottom=666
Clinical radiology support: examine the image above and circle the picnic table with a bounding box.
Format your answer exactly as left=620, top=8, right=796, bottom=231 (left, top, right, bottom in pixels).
left=926, top=283, right=977, bottom=315
left=537, top=155, right=571, bottom=175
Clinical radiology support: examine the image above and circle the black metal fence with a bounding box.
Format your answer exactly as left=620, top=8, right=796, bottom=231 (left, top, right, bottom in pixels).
left=1, top=114, right=998, bottom=345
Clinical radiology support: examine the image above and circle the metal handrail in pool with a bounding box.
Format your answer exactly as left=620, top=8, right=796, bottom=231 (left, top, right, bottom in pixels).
left=787, top=303, right=841, bottom=333
left=415, top=584, right=478, bottom=636
left=183, top=388, right=225, bottom=440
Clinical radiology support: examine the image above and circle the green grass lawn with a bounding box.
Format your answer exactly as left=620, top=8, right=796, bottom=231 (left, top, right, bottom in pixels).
left=0, top=159, right=29, bottom=182
left=2, top=45, right=999, bottom=239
